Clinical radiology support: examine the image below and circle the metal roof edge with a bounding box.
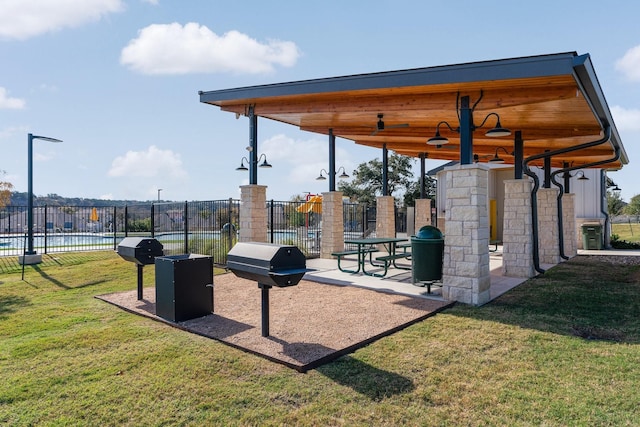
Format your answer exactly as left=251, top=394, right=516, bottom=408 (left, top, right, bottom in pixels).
left=199, top=52, right=580, bottom=104
left=572, top=54, right=629, bottom=166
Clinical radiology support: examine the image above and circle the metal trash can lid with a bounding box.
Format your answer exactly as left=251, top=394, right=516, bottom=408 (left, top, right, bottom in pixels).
left=415, top=225, right=443, bottom=239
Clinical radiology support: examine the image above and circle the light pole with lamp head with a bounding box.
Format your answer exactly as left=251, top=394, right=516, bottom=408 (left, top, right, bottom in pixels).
left=22, top=133, right=62, bottom=265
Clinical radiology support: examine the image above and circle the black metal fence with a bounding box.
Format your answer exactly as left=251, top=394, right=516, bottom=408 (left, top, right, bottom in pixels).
left=0, top=199, right=417, bottom=264
left=0, top=199, right=390, bottom=265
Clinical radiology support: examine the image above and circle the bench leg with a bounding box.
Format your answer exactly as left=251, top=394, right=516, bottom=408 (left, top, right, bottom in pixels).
left=336, top=255, right=360, bottom=274
left=362, top=258, right=388, bottom=277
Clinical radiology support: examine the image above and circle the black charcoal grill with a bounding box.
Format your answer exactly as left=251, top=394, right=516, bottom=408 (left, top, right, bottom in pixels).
left=117, top=237, right=164, bottom=300
left=227, top=242, right=309, bottom=337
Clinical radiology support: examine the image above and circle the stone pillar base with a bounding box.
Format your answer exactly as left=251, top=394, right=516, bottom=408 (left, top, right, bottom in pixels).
left=441, top=164, right=491, bottom=306
left=239, top=185, right=268, bottom=243
left=376, top=196, right=395, bottom=238
left=415, top=198, right=432, bottom=230
left=320, top=192, right=344, bottom=259
left=19, top=253, right=42, bottom=265
left=502, top=179, right=536, bottom=278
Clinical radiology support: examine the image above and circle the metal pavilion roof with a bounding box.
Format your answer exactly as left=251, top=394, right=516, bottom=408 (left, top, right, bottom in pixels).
left=200, top=52, right=628, bottom=170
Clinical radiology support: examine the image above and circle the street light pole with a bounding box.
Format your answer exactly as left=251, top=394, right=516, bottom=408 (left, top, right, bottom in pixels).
left=24, top=133, right=62, bottom=265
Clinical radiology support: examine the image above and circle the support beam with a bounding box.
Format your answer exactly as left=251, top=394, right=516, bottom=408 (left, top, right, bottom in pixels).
left=563, top=162, right=571, bottom=193
left=419, top=152, right=426, bottom=198
left=459, top=96, right=473, bottom=165
left=382, top=143, right=389, bottom=196
left=329, top=129, right=336, bottom=191
left=248, top=105, right=258, bottom=185
left=543, top=151, right=551, bottom=188
left=514, top=131, right=523, bottom=179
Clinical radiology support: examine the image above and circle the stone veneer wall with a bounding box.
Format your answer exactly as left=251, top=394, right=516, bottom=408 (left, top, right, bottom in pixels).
left=502, top=179, right=535, bottom=278
left=562, top=193, right=577, bottom=257
left=414, top=198, right=432, bottom=230
left=441, top=165, right=491, bottom=306
left=376, top=196, right=395, bottom=238
left=239, top=185, right=267, bottom=243
left=537, top=187, right=561, bottom=265
left=320, top=191, right=344, bottom=259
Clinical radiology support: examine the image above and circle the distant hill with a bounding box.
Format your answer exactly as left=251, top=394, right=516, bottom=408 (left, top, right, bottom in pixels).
left=9, top=192, right=158, bottom=207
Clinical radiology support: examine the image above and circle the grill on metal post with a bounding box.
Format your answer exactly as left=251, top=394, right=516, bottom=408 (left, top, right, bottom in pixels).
left=227, top=242, right=309, bottom=337
left=116, top=237, right=164, bottom=300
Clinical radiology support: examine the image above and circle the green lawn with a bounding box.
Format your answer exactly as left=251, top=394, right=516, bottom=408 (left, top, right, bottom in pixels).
left=1, top=251, right=639, bottom=426
left=612, top=222, right=640, bottom=244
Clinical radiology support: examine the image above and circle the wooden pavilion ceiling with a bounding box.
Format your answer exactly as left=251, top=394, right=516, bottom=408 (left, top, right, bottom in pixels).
left=200, top=53, right=628, bottom=170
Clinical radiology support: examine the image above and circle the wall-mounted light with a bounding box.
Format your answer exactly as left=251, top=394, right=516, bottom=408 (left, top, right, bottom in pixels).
left=488, top=147, right=513, bottom=163
left=427, top=112, right=511, bottom=147
left=576, top=171, right=589, bottom=181
left=427, top=121, right=458, bottom=146
left=236, top=153, right=271, bottom=171
left=316, top=166, right=349, bottom=180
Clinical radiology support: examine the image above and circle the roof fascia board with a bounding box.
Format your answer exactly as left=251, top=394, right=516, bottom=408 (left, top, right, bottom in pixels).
left=572, top=54, right=629, bottom=165
left=199, top=52, right=579, bottom=104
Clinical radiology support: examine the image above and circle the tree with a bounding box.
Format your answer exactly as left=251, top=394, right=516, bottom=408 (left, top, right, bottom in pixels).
left=338, top=154, right=414, bottom=205
left=623, top=194, right=640, bottom=216
left=403, top=175, right=437, bottom=206
left=607, top=190, right=625, bottom=216
left=0, top=170, right=13, bottom=208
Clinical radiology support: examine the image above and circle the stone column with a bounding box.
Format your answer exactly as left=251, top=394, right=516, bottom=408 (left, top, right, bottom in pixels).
left=415, top=198, right=432, bottom=230
left=502, top=179, right=536, bottom=278
left=537, top=187, right=561, bottom=265
left=441, top=164, right=491, bottom=306
left=376, top=196, right=395, bottom=238
left=562, top=193, right=577, bottom=258
left=320, top=191, right=344, bottom=259
left=239, top=185, right=267, bottom=243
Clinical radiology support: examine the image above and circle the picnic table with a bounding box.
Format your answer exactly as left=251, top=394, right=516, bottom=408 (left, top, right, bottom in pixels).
left=333, top=237, right=411, bottom=277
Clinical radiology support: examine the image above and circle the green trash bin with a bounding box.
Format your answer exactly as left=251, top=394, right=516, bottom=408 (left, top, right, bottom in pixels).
left=411, top=225, right=444, bottom=288
left=581, top=223, right=603, bottom=250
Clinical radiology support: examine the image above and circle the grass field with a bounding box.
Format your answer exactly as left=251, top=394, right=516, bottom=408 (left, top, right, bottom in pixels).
left=1, top=251, right=639, bottom=425
left=612, top=222, right=640, bottom=243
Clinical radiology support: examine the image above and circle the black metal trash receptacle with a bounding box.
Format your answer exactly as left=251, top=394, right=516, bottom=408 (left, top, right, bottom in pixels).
left=411, top=225, right=444, bottom=287
left=154, top=254, right=213, bottom=322
left=581, top=223, right=603, bottom=250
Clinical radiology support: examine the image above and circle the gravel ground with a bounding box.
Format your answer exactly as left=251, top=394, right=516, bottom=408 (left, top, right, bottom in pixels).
left=97, top=272, right=453, bottom=372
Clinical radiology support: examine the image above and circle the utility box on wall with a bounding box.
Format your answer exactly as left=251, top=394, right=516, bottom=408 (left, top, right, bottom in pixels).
left=154, top=254, right=213, bottom=322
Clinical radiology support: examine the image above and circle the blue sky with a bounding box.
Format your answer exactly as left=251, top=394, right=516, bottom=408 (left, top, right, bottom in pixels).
left=1, top=0, right=639, bottom=202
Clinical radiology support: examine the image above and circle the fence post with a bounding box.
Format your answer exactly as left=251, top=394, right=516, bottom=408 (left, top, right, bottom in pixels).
left=44, top=205, right=48, bottom=254
left=113, top=206, right=117, bottom=250
left=184, top=201, right=189, bottom=254
left=363, top=203, right=368, bottom=236
left=124, top=205, right=129, bottom=236
left=150, top=203, right=155, bottom=238
left=227, top=198, right=233, bottom=254
left=270, top=199, right=275, bottom=243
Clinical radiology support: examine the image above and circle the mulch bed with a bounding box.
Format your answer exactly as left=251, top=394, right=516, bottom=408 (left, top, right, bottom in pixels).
left=96, top=273, right=453, bottom=372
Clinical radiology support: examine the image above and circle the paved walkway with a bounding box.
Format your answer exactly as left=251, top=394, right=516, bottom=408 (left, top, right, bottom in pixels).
left=305, top=247, right=640, bottom=303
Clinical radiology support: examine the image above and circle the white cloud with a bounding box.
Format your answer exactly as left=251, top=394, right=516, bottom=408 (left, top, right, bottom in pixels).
left=615, top=45, right=640, bottom=81
left=0, top=0, right=125, bottom=40
left=99, top=193, right=113, bottom=200
left=261, top=134, right=355, bottom=184
left=120, top=23, right=300, bottom=75
left=611, top=105, right=640, bottom=131
left=0, top=125, right=29, bottom=138
left=0, top=87, right=25, bottom=109
left=141, top=0, right=158, bottom=4
left=108, top=145, right=187, bottom=179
